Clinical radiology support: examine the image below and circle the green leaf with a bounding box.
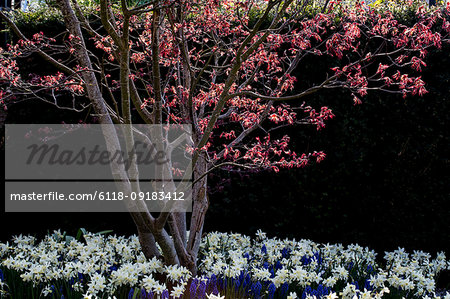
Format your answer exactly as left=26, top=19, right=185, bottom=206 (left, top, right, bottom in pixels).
left=132, top=287, right=140, bottom=299
left=76, top=228, right=87, bottom=241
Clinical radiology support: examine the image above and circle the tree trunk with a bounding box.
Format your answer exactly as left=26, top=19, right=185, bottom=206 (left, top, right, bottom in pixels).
left=186, top=155, right=209, bottom=275
left=135, top=215, right=162, bottom=259
left=56, top=0, right=210, bottom=273
left=56, top=0, right=168, bottom=264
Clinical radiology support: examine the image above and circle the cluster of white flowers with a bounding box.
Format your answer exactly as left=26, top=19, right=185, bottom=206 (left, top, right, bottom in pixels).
left=198, top=230, right=450, bottom=299
left=0, top=231, right=190, bottom=297
left=0, top=230, right=449, bottom=298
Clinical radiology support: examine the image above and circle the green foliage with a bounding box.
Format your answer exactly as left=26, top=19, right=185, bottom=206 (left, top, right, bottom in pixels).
left=7, top=0, right=99, bottom=36
left=10, top=6, right=64, bottom=33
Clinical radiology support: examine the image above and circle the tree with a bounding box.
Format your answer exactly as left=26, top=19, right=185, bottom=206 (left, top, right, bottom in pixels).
left=1, top=0, right=449, bottom=274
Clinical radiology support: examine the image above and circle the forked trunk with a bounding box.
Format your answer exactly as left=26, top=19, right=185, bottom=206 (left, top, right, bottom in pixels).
left=134, top=160, right=208, bottom=275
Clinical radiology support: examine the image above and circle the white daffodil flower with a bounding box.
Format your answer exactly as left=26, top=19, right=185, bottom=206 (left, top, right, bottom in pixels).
left=206, top=293, right=224, bottom=299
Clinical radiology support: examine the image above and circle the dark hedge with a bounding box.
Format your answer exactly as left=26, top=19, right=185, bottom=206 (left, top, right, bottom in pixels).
left=206, top=43, right=449, bottom=255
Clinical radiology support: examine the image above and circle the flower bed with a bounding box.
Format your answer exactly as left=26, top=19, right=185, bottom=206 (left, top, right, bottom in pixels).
left=0, top=230, right=449, bottom=298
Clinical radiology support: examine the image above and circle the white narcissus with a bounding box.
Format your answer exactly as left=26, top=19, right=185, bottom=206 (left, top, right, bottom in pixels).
left=0, top=230, right=450, bottom=298
left=206, top=293, right=225, bottom=299
left=287, top=291, right=299, bottom=299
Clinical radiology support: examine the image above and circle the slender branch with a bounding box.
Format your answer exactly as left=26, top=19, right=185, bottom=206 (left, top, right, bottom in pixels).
left=0, top=11, right=77, bottom=76
left=193, top=162, right=256, bottom=186
left=99, top=0, right=124, bottom=49
left=227, top=75, right=336, bottom=102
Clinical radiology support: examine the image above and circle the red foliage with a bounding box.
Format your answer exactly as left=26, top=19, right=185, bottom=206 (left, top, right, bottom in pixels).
left=1, top=0, right=449, bottom=172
